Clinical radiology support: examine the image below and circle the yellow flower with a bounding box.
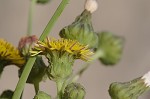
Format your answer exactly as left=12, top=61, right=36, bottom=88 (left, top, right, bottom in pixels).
left=0, top=39, right=25, bottom=66
left=30, top=37, right=93, bottom=61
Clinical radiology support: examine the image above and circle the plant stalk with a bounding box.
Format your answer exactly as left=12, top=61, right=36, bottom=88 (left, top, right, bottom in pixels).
left=56, top=80, right=64, bottom=99
left=66, top=50, right=103, bottom=84
left=27, top=0, right=37, bottom=36
left=34, top=82, right=39, bottom=94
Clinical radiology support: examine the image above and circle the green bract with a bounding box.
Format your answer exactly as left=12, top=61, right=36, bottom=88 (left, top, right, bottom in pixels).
left=63, top=83, right=86, bottom=99
left=96, top=32, right=124, bottom=65
left=109, top=77, right=150, bottom=99
left=46, top=51, right=74, bottom=81
left=59, top=10, right=98, bottom=49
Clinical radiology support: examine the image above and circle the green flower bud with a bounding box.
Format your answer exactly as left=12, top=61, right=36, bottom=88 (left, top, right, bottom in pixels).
left=36, top=0, right=50, bottom=4
left=59, top=10, right=98, bottom=49
left=0, top=90, right=13, bottom=99
left=19, top=56, right=47, bottom=84
left=47, top=51, right=74, bottom=81
left=109, top=73, right=150, bottom=99
left=96, top=32, right=124, bottom=65
left=63, top=83, right=86, bottom=99
left=34, top=91, right=51, bottom=99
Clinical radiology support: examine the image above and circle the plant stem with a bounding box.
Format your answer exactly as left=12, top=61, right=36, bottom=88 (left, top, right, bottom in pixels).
left=12, top=58, right=36, bottom=99
left=27, top=0, right=37, bottom=36
left=12, top=0, right=70, bottom=99
left=66, top=50, right=103, bottom=84
left=39, top=0, right=70, bottom=40
left=34, top=82, right=39, bottom=94
left=56, top=80, right=64, bottom=99
left=0, top=62, right=5, bottom=77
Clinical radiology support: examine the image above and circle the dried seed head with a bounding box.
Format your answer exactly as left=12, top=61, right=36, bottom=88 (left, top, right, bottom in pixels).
left=85, top=0, right=98, bottom=13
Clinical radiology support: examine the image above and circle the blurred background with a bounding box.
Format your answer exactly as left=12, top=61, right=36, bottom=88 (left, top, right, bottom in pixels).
left=0, top=0, right=150, bottom=99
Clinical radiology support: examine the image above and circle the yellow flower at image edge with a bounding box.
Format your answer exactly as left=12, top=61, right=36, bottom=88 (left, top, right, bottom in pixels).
left=30, top=37, right=93, bottom=61
left=0, top=39, right=25, bottom=66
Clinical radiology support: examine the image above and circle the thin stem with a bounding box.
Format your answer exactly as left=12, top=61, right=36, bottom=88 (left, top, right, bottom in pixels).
left=34, top=82, right=39, bottom=94
left=56, top=80, right=64, bottom=99
left=0, top=62, right=5, bottom=77
left=27, top=0, right=37, bottom=36
left=12, top=57, right=36, bottom=99
left=66, top=50, right=103, bottom=84
left=12, top=0, right=70, bottom=99
left=39, top=0, right=70, bottom=41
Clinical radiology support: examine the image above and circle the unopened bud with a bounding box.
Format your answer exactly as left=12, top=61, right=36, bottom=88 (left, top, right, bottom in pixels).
left=95, top=32, right=124, bottom=65
left=59, top=10, right=98, bottom=49
left=109, top=71, right=150, bottom=99
left=63, top=83, right=86, bottom=99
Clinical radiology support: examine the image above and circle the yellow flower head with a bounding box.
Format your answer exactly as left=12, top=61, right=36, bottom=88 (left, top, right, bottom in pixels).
left=30, top=37, right=93, bottom=61
left=0, top=39, right=25, bottom=66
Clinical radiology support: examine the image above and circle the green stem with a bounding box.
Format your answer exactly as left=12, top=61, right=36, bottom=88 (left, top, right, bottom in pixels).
left=12, top=0, right=70, bottom=99
left=12, top=58, right=36, bottom=99
left=39, top=0, right=70, bottom=40
left=66, top=50, right=103, bottom=84
left=56, top=80, right=64, bottom=99
left=27, top=0, right=37, bottom=36
left=0, top=63, right=5, bottom=77
left=34, top=82, right=39, bottom=94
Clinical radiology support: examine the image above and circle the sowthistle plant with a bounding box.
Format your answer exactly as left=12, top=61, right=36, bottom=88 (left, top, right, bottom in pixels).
left=0, top=0, right=150, bottom=99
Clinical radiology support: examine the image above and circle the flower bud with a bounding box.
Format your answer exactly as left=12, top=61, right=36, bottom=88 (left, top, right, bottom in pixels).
left=34, top=91, right=51, bottom=99
left=36, top=0, right=50, bottom=4
left=109, top=71, right=150, bottom=99
left=19, top=56, right=47, bottom=84
left=63, top=83, right=86, bottom=99
left=18, top=35, right=38, bottom=58
left=0, top=90, right=13, bottom=99
left=47, top=52, right=74, bottom=81
left=95, top=32, right=124, bottom=65
left=59, top=10, right=98, bottom=49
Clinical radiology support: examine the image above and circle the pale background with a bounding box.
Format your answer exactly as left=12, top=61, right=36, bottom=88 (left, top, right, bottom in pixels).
left=0, top=0, right=150, bottom=99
